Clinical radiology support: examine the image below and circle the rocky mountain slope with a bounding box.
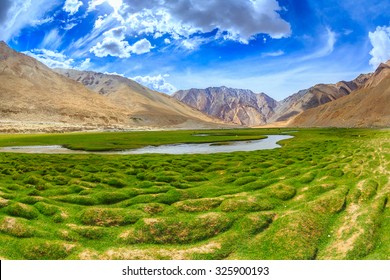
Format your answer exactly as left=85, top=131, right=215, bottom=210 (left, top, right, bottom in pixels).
left=0, top=42, right=222, bottom=132
left=290, top=61, right=390, bottom=127
left=173, top=86, right=277, bottom=126
left=270, top=75, right=371, bottom=123
left=55, top=69, right=223, bottom=128
left=174, top=73, right=376, bottom=127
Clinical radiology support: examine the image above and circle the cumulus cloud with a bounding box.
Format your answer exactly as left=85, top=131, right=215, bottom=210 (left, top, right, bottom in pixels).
left=88, top=0, right=105, bottom=11
left=132, top=74, right=177, bottom=94
left=0, top=0, right=57, bottom=42
left=94, top=15, right=107, bottom=29
left=130, top=38, right=153, bottom=54
left=90, top=26, right=153, bottom=57
left=119, top=0, right=291, bottom=43
left=369, top=26, right=390, bottom=68
left=88, top=0, right=123, bottom=13
left=23, top=49, right=75, bottom=69
left=79, top=58, right=92, bottom=70
left=63, top=0, right=83, bottom=15
left=90, top=26, right=131, bottom=58
left=105, top=25, right=127, bottom=38
left=90, top=37, right=132, bottom=58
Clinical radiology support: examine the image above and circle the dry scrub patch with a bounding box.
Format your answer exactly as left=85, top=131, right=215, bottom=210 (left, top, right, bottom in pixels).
left=0, top=217, right=35, bottom=237
left=172, top=198, right=224, bottom=212
left=319, top=196, right=386, bottom=259
left=79, top=241, right=221, bottom=260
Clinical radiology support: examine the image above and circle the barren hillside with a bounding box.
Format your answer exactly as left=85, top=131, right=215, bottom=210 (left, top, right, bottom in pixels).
left=290, top=61, right=390, bottom=127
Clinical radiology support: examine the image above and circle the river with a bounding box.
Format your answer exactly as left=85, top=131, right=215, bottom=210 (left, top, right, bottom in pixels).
left=0, top=135, right=293, bottom=155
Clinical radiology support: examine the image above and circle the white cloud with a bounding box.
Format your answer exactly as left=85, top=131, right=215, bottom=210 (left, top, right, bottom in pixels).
left=130, top=38, right=153, bottom=54
left=94, top=15, right=107, bottom=29
left=106, top=0, right=123, bottom=12
left=90, top=26, right=131, bottom=58
left=31, top=16, right=54, bottom=26
left=23, top=49, right=75, bottom=69
left=120, top=9, right=199, bottom=40
left=0, top=0, right=58, bottom=42
left=63, top=22, right=78, bottom=30
left=369, top=26, right=390, bottom=68
left=180, top=37, right=208, bottom=51
left=88, top=0, right=105, bottom=11
left=299, top=28, right=336, bottom=61
left=323, top=28, right=336, bottom=55
left=85, top=0, right=291, bottom=56
left=79, top=58, right=92, bottom=70
left=132, top=74, right=177, bottom=94
left=67, top=12, right=120, bottom=57
left=90, top=26, right=153, bottom=57
left=181, top=39, right=197, bottom=50
left=63, top=0, right=83, bottom=16
left=105, top=25, right=127, bottom=39
left=104, top=71, right=125, bottom=77
left=40, top=29, right=63, bottom=49
left=262, top=50, right=285, bottom=57
left=119, top=0, right=291, bottom=44
left=90, top=37, right=132, bottom=58
left=88, top=0, right=123, bottom=14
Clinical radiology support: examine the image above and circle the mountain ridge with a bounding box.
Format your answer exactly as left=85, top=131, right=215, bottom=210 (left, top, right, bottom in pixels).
left=1, top=41, right=389, bottom=130
left=0, top=42, right=224, bottom=132
left=173, top=86, right=277, bottom=126
left=289, top=60, right=390, bottom=127
left=269, top=74, right=371, bottom=123
left=54, top=68, right=224, bottom=128
left=173, top=68, right=380, bottom=127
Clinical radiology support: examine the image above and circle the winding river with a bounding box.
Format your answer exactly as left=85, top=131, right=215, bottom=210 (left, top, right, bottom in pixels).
left=0, top=135, right=293, bottom=155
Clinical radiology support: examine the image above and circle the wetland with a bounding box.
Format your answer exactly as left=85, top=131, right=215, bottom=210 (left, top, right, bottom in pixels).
left=0, top=128, right=389, bottom=260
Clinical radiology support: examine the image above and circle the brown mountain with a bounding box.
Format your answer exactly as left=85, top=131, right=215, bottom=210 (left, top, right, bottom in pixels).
left=0, top=42, right=221, bottom=132
left=290, top=61, right=390, bottom=127
left=173, top=86, right=277, bottom=126
left=172, top=75, right=372, bottom=127
left=54, top=69, right=222, bottom=128
left=0, top=41, right=131, bottom=132
left=269, top=74, right=371, bottom=124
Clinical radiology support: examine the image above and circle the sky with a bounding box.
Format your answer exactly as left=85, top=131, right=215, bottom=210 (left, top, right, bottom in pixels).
left=1, top=0, right=390, bottom=100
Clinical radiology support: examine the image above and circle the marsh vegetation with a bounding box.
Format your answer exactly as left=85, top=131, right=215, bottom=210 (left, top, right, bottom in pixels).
left=0, top=128, right=389, bottom=260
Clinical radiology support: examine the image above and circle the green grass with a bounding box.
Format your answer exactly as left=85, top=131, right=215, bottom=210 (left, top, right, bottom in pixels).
left=0, top=128, right=389, bottom=260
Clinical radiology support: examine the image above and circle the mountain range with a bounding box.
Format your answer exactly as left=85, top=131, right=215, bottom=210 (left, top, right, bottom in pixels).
left=173, top=71, right=380, bottom=127
left=0, top=41, right=221, bottom=132
left=0, top=41, right=389, bottom=131
left=54, top=68, right=223, bottom=128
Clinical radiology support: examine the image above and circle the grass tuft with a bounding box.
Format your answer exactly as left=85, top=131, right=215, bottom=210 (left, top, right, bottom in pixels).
left=79, top=208, right=145, bottom=226
left=4, top=203, right=40, bottom=220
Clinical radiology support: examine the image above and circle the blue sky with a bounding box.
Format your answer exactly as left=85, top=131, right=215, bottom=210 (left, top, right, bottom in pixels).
left=1, top=0, right=389, bottom=100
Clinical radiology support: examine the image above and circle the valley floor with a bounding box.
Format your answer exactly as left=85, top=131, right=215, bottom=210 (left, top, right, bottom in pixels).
left=0, top=128, right=389, bottom=260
